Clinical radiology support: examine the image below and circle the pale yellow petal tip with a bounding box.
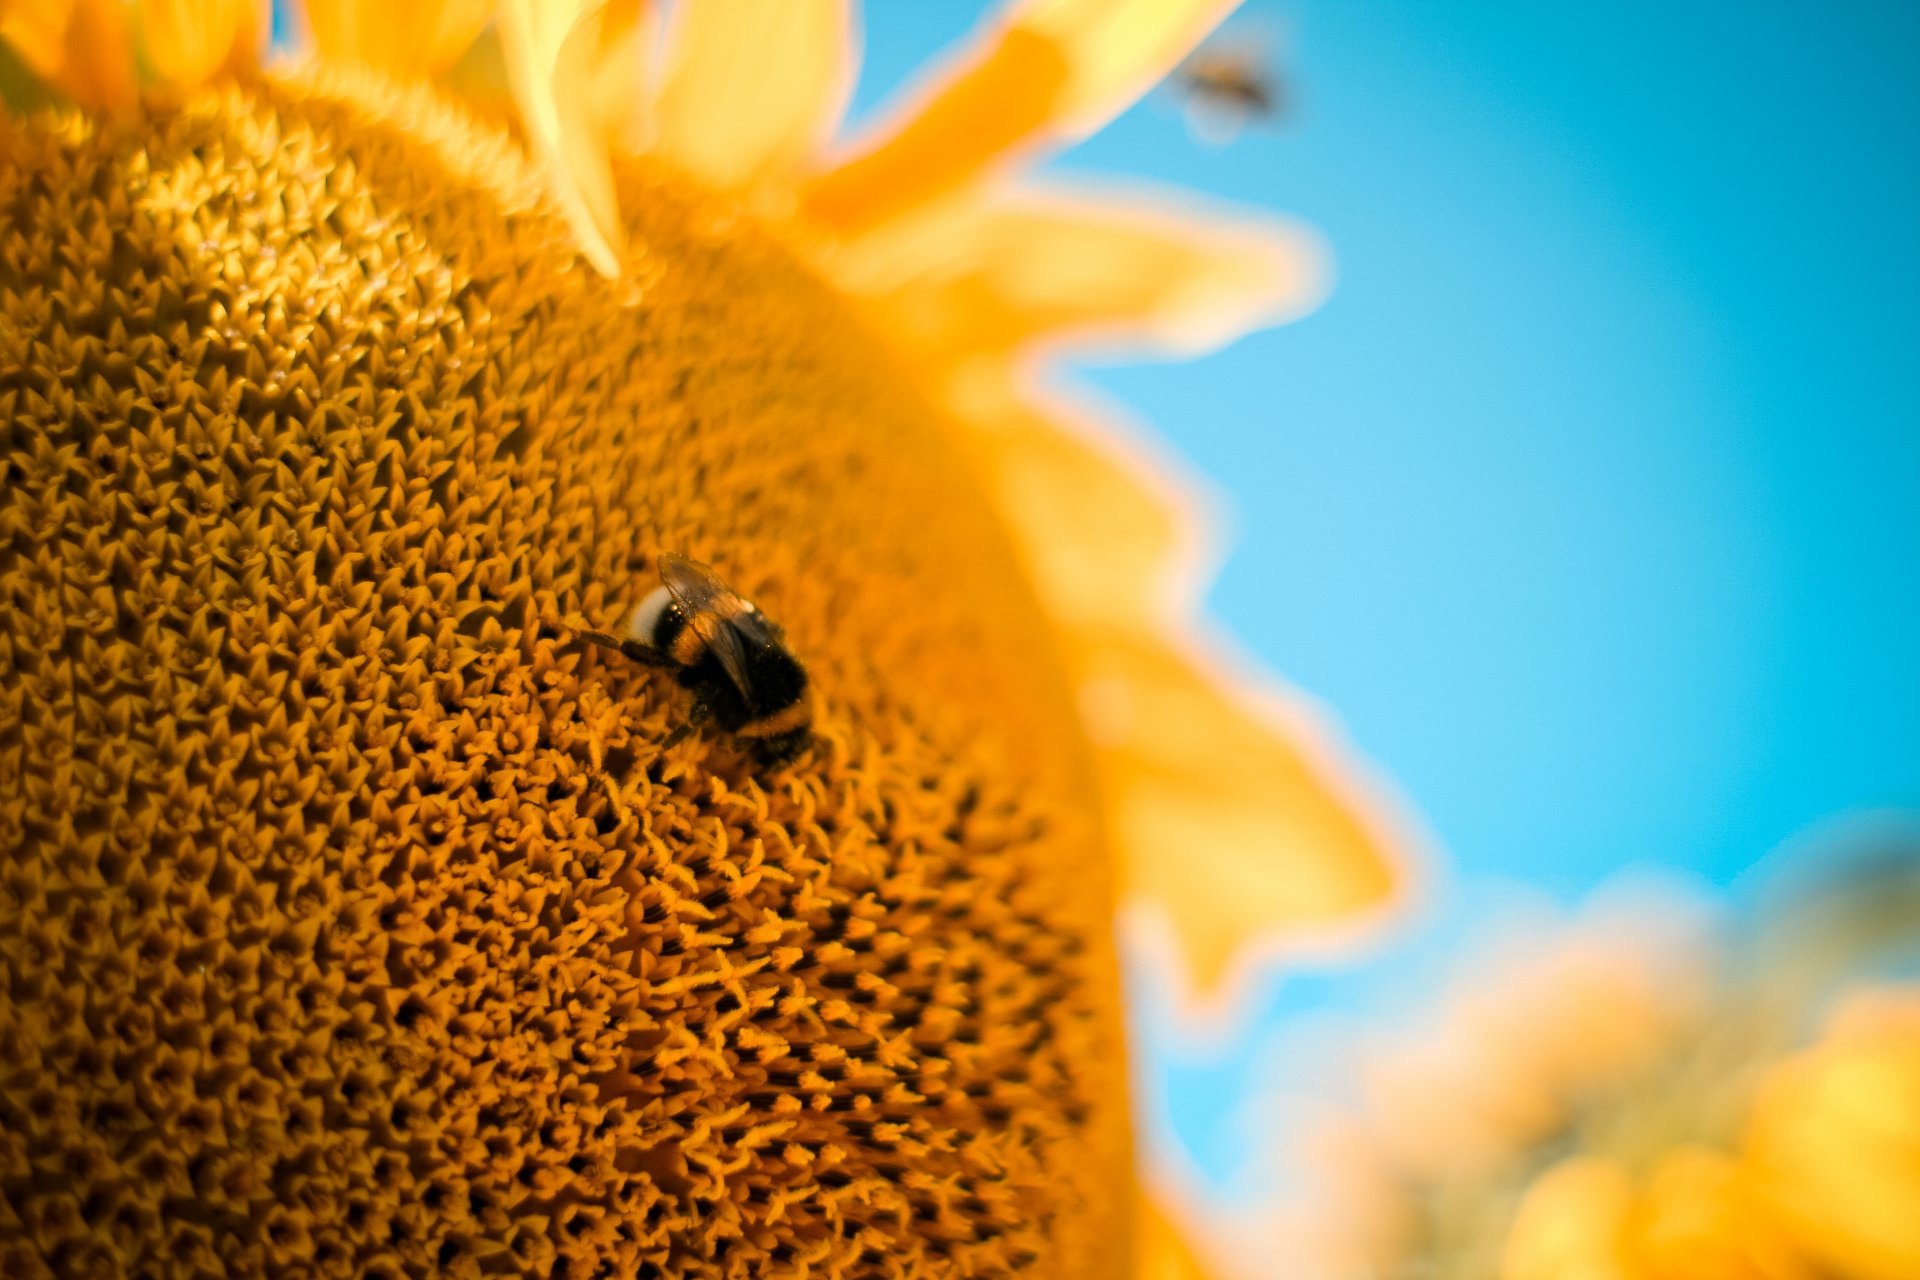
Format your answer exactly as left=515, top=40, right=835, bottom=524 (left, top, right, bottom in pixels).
left=972, top=378, right=1416, bottom=1020
left=1016, top=0, right=1245, bottom=139
left=1110, top=651, right=1417, bottom=1021
left=826, top=183, right=1329, bottom=389
left=801, top=0, right=1239, bottom=236
left=1015, top=184, right=1333, bottom=360
left=651, top=0, right=853, bottom=193
left=497, top=0, right=641, bottom=278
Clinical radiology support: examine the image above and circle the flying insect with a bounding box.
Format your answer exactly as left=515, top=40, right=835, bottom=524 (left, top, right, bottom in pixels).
left=579, top=553, right=812, bottom=766
left=1174, top=37, right=1284, bottom=142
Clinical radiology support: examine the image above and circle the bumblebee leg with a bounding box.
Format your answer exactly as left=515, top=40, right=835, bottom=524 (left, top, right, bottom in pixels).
left=578, top=628, right=671, bottom=667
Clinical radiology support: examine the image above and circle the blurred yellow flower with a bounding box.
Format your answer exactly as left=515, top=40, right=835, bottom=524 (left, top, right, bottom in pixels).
left=0, top=0, right=1403, bottom=1274
left=1503, top=1149, right=1810, bottom=1280
left=1191, top=885, right=1716, bottom=1280
left=1745, top=986, right=1920, bottom=1280
left=1363, top=891, right=1713, bottom=1180
left=1264, top=870, right=1919, bottom=1280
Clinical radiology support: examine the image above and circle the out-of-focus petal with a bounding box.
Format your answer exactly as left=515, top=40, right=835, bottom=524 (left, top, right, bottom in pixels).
left=801, top=0, right=1238, bottom=235
left=570, top=0, right=654, bottom=156
left=1098, top=628, right=1404, bottom=994
left=834, top=182, right=1327, bottom=368
left=0, top=0, right=64, bottom=73
left=1745, top=986, right=1920, bottom=1280
left=946, top=376, right=1403, bottom=999
left=651, top=0, right=851, bottom=191
left=1017, top=0, right=1243, bottom=135
left=499, top=0, right=648, bottom=277
left=0, top=0, right=135, bottom=112
left=1625, top=1149, right=1814, bottom=1280
left=302, top=0, right=490, bottom=79
left=138, top=0, right=263, bottom=89
left=1136, top=1182, right=1217, bottom=1280
left=1502, top=1157, right=1635, bottom=1280
left=438, top=22, right=516, bottom=124
left=799, top=25, right=1064, bottom=235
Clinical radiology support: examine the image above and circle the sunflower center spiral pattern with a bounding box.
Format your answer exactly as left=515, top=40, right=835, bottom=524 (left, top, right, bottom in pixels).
left=0, top=73, right=1131, bottom=1279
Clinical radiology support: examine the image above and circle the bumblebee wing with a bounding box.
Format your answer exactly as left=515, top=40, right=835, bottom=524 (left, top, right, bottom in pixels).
left=699, top=611, right=758, bottom=702
left=656, top=552, right=731, bottom=616
left=712, top=612, right=802, bottom=715
left=657, top=551, right=754, bottom=690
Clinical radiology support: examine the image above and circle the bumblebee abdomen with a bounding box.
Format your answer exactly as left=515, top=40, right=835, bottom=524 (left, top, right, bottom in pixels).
left=737, top=640, right=808, bottom=719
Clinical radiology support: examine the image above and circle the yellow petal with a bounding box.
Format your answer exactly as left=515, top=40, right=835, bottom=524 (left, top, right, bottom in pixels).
left=498, top=0, right=647, bottom=277
left=302, top=0, right=490, bottom=79
left=1136, top=1181, right=1218, bottom=1280
left=1745, top=987, right=1920, bottom=1280
left=948, top=377, right=1404, bottom=999
left=1625, top=1148, right=1814, bottom=1280
left=1019, top=0, right=1244, bottom=135
left=834, top=183, right=1328, bottom=366
left=1502, top=1157, right=1636, bottom=1280
left=437, top=21, right=516, bottom=121
left=0, top=0, right=71, bottom=81
left=651, top=0, right=851, bottom=192
left=1100, top=628, right=1404, bottom=994
left=0, top=0, right=136, bottom=112
left=138, top=0, right=262, bottom=89
left=801, top=0, right=1238, bottom=235
left=575, top=0, right=652, bottom=156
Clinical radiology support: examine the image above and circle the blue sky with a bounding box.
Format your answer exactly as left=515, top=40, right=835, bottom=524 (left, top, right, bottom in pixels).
left=853, top=0, right=1920, bottom=1192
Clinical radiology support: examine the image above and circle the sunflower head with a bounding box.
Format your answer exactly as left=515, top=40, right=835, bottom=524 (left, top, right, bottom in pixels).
left=0, top=2, right=1403, bottom=1276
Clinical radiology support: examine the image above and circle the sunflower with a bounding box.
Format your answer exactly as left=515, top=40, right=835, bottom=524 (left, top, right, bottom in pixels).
left=1209, top=862, right=1920, bottom=1280
left=0, top=1, right=1402, bottom=1276
left=1500, top=985, right=1920, bottom=1280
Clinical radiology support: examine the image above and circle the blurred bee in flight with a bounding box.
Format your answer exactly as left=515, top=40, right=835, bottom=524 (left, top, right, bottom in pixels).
left=579, top=553, right=812, bottom=766
left=1173, top=35, right=1284, bottom=144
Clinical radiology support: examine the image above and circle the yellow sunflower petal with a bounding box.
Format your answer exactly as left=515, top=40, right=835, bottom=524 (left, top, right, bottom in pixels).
left=801, top=0, right=1237, bottom=235
left=651, top=0, right=851, bottom=192
left=947, top=376, right=1403, bottom=999
left=302, top=0, right=490, bottom=79
left=1100, top=629, right=1404, bottom=995
left=834, top=183, right=1328, bottom=366
left=0, top=0, right=135, bottom=112
left=139, top=0, right=263, bottom=89
left=1746, top=986, right=1920, bottom=1280
left=498, top=0, right=647, bottom=277
left=1019, top=0, right=1243, bottom=135
left=1502, top=1156, right=1636, bottom=1280
left=1625, top=1148, right=1816, bottom=1280
left=1137, top=1181, right=1219, bottom=1280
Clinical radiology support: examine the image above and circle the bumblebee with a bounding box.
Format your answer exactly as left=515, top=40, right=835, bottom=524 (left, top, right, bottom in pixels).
left=1174, top=40, right=1283, bottom=143
left=1178, top=48, right=1277, bottom=117
left=580, top=553, right=812, bottom=765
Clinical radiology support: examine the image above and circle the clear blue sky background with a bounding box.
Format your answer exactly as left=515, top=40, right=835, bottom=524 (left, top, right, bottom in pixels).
left=853, top=0, right=1920, bottom=1194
